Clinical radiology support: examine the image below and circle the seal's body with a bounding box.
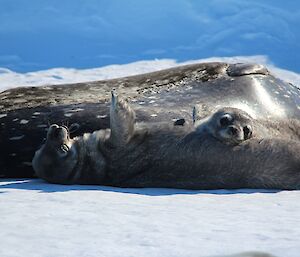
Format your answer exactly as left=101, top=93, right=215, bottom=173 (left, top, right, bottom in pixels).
left=108, top=133, right=300, bottom=190
left=2, top=62, right=300, bottom=178
left=33, top=93, right=300, bottom=190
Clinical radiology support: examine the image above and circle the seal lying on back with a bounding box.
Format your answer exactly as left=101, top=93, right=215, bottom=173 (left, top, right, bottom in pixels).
left=32, top=92, right=189, bottom=185
left=32, top=123, right=110, bottom=184
left=33, top=92, right=300, bottom=189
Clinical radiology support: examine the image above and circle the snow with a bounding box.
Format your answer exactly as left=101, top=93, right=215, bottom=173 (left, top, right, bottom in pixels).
left=0, top=55, right=300, bottom=92
left=0, top=179, right=299, bottom=257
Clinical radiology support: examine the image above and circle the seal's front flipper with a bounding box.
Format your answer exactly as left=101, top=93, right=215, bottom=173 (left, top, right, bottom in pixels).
left=109, top=90, right=136, bottom=147
left=111, top=89, right=118, bottom=111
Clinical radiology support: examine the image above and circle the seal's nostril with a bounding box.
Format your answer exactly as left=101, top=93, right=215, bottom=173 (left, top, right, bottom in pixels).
left=229, top=126, right=238, bottom=135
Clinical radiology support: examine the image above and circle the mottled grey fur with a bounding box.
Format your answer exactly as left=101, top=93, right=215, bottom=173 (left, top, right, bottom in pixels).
left=33, top=93, right=300, bottom=190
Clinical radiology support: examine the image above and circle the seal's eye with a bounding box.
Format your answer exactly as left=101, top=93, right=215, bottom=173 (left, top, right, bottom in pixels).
left=219, top=114, right=233, bottom=127
left=243, top=125, right=252, bottom=139
left=60, top=144, right=70, bottom=153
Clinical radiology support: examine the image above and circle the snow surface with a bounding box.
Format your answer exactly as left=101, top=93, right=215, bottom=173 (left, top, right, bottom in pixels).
left=1, top=55, right=300, bottom=92
left=1, top=58, right=300, bottom=257
left=1, top=179, right=299, bottom=257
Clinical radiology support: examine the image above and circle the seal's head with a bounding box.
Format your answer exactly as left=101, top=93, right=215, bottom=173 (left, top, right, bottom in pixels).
left=32, top=124, right=78, bottom=183
left=196, top=107, right=253, bottom=145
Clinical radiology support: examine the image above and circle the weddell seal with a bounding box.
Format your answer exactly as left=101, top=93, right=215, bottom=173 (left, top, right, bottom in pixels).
left=32, top=92, right=191, bottom=184
left=193, top=107, right=254, bottom=145
left=33, top=92, right=300, bottom=190
left=193, top=107, right=300, bottom=145
left=1, top=62, right=300, bottom=178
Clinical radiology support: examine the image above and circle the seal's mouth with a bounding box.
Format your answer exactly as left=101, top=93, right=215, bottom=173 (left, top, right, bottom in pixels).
left=61, top=143, right=70, bottom=153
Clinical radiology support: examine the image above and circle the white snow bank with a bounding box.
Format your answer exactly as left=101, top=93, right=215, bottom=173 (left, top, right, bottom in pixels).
left=0, top=179, right=299, bottom=257
left=0, top=55, right=299, bottom=92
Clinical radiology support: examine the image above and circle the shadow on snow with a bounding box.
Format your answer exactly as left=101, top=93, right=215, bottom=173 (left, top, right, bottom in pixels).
left=0, top=179, right=281, bottom=195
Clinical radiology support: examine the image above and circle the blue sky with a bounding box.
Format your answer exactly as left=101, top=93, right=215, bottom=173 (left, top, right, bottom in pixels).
left=0, top=0, right=299, bottom=73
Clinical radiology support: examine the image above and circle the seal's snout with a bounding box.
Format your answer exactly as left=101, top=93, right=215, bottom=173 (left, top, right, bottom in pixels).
left=47, top=124, right=69, bottom=141
left=218, top=123, right=246, bottom=144
left=227, top=125, right=244, bottom=142
left=228, top=125, right=238, bottom=136
left=53, top=128, right=63, bottom=138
